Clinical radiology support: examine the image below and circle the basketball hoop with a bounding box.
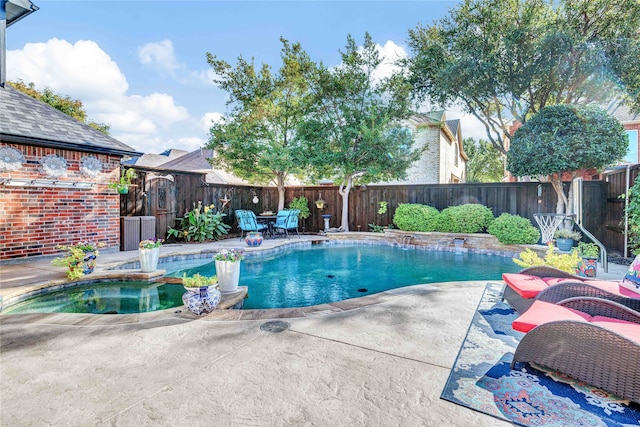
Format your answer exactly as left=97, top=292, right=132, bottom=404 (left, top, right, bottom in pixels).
left=533, top=213, right=566, bottom=244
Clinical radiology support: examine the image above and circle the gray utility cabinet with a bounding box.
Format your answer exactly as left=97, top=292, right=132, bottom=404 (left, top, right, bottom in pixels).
left=120, top=216, right=157, bottom=251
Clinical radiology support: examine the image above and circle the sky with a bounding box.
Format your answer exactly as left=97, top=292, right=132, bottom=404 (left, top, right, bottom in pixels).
left=6, top=0, right=486, bottom=154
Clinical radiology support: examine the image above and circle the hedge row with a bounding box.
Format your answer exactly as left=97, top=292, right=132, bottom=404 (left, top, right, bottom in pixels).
left=392, top=203, right=540, bottom=245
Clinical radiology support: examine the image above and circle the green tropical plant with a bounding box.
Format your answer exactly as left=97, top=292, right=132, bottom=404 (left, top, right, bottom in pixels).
left=553, top=229, right=582, bottom=241
left=139, top=239, right=163, bottom=249
left=182, top=273, right=218, bottom=289
left=369, top=201, right=390, bottom=232
left=434, top=204, right=494, bottom=233
left=167, top=202, right=231, bottom=242
left=108, top=168, right=137, bottom=193
left=625, top=175, right=640, bottom=255
left=576, top=242, right=599, bottom=259
left=51, top=241, right=106, bottom=280
left=513, top=243, right=581, bottom=273
left=289, top=196, right=310, bottom=220
left=488, top=213, right=541, bottom=245
left=393, top=204, right=440, bottom=232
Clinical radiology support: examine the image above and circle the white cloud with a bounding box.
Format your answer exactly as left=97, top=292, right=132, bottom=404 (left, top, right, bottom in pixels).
left=372, top=40, right=407, bottom=83
left=138, top=40, right=181, bottom=74
left=7, top=38, right=194, bottom=154
left=7, top=38, right=128, bottom=99
left=200, top=112, right=224, bottom=133
left=189, top=69, right=218, bottom=85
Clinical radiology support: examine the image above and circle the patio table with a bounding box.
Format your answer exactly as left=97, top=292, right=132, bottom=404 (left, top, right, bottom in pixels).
left=256, top=214, right=277, bottom=238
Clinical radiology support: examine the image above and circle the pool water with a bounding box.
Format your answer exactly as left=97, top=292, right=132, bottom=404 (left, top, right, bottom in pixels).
left=3, top=244, right=520, bottom=314
left=2, top=281, right=185, bottom=315
left=171, top=245, right=520, bottom=309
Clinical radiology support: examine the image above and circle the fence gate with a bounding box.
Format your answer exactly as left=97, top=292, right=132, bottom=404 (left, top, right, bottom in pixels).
left=146, top=173, right=177, bottom=240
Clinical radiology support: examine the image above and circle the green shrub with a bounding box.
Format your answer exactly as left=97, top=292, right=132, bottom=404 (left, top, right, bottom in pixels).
left=488, top=213, right=540, bottom=244
left=167, top=201, right=231, bottom=242
left=434, top=204, right=494, bottom=233
left=393, top=203, right=440, bottom=232
left=625, top=175, right=640, bottom=255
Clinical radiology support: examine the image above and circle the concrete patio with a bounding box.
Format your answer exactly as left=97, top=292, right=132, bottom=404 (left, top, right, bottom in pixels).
left=0, top=236, right=628, bottom=426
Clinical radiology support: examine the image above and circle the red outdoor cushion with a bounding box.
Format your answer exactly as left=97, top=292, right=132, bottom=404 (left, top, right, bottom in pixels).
left=591, top=318, right=640, bottom=345
left=512, top=300, right=592, bottom=333
left=502, top=273, right=550, bottom=298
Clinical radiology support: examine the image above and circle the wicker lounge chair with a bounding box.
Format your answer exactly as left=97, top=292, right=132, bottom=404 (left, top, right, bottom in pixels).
left=511, top=298, right=640, bottom=403
left=502, top=266, right=639, bottom=313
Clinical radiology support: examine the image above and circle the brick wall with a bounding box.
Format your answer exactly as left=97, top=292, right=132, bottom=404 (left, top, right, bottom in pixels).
left=0, top=143, right=122, bottom=260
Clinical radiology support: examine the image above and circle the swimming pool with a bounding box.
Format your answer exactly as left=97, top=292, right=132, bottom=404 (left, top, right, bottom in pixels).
left=3, top=243, right=520, bottom=314
left=170, top=244, right=520, bottom=309
left=2, top=281, right=185, bottom=315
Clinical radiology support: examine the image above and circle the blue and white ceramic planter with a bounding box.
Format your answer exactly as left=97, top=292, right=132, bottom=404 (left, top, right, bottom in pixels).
left=182, top=286, right=221, bottom=315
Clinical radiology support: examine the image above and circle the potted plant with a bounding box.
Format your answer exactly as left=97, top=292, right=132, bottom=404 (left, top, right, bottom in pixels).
left=289, top=196, right=310, bottom=231
left=553, top=229, right=582, bottom=252
left=575, top=242, right=600, bottom=277
left=214, top=248, right=244, bottom=293
left=181, top=273, right=221, bottom=315
left=108, top=167, right=137, bottom=194
left=52, top=241, right=106, bottom=280
left=138, top=238, right=163, bottom=272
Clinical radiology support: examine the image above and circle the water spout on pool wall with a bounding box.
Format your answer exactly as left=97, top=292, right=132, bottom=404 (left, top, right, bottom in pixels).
left=454, top=238, right=466, bottom=253
left=401, top=235, right=414, bottom=248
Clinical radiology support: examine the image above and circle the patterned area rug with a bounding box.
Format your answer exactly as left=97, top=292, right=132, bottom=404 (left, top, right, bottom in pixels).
left=441, top=282, right=640, bottom=427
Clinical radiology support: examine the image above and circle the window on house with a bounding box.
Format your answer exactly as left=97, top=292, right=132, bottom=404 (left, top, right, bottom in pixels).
left=454, top=142, right=459, bottom=167
left=625, top=130, right=639, bottom=164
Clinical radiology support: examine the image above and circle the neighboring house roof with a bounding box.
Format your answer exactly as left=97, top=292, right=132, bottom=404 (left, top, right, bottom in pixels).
left=152, top=148, right=303, bottom=186
left=156, top=148, right=250, bottom=185
left=610, top=104, right=640, bottom=124
left=0, top=85, right=140, bottom=156
left=5, top=0, right=39, bottom=27
left=126, top=149, right=189, bottom=167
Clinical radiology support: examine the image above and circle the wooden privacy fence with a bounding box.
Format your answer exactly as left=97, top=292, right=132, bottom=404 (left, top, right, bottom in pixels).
left=602, top=165, right=639, bottom=255
left=120, top=170, right=613, bottom=249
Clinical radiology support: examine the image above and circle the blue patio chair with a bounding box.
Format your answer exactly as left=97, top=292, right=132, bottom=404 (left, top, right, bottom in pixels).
left=273, top=209, right=300, bottom=238
left=286, top=209, right=300, bottom=238
left=272, top=210, right=289, bottom=238
left=235, top=210, right=268, bottom=238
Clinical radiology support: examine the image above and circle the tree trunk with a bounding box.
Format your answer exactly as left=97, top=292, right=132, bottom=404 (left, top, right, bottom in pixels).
left=338, top=175, right=353, bottom=232
left=276, top=173, right=286, bottom=211
left=549, top=174, right=568, bottom=214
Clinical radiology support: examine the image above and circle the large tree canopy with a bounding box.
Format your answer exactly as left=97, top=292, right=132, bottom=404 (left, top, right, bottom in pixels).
left=407, top=0, right=640, bottom=154
left=298, top=33, right=421, bottom=231
left=8, top=80, right=111, bottom=135
left=507, top=104, right=628, bottom=213
left=206, top=38, right=313, bottom=210
left=463, top=138, right=505, bottom=182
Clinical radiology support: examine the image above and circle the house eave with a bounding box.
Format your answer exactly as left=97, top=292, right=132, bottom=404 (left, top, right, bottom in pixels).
left=1, top=133, right=143, bottom=157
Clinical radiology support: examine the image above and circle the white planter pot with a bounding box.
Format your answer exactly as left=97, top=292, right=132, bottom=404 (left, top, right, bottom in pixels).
left=139, top=247, right=160, bottom=272
left=215, top=260, right=241, bottom=293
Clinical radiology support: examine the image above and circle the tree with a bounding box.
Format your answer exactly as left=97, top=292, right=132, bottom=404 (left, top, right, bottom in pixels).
left=407, top=0, right=640, bottom=154
left=298, top=33, right=421, bottom=231
left=205, top=38, right=314, bottom=211
left=507, top=104, right=628, bottom=214
left=8, top=80, right=111, bottom=135
left=463, top=138, right=505, bottom=182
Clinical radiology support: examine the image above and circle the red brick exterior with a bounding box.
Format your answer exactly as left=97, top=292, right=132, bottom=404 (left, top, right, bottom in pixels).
left=0, top=143, right=123, bottom=260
